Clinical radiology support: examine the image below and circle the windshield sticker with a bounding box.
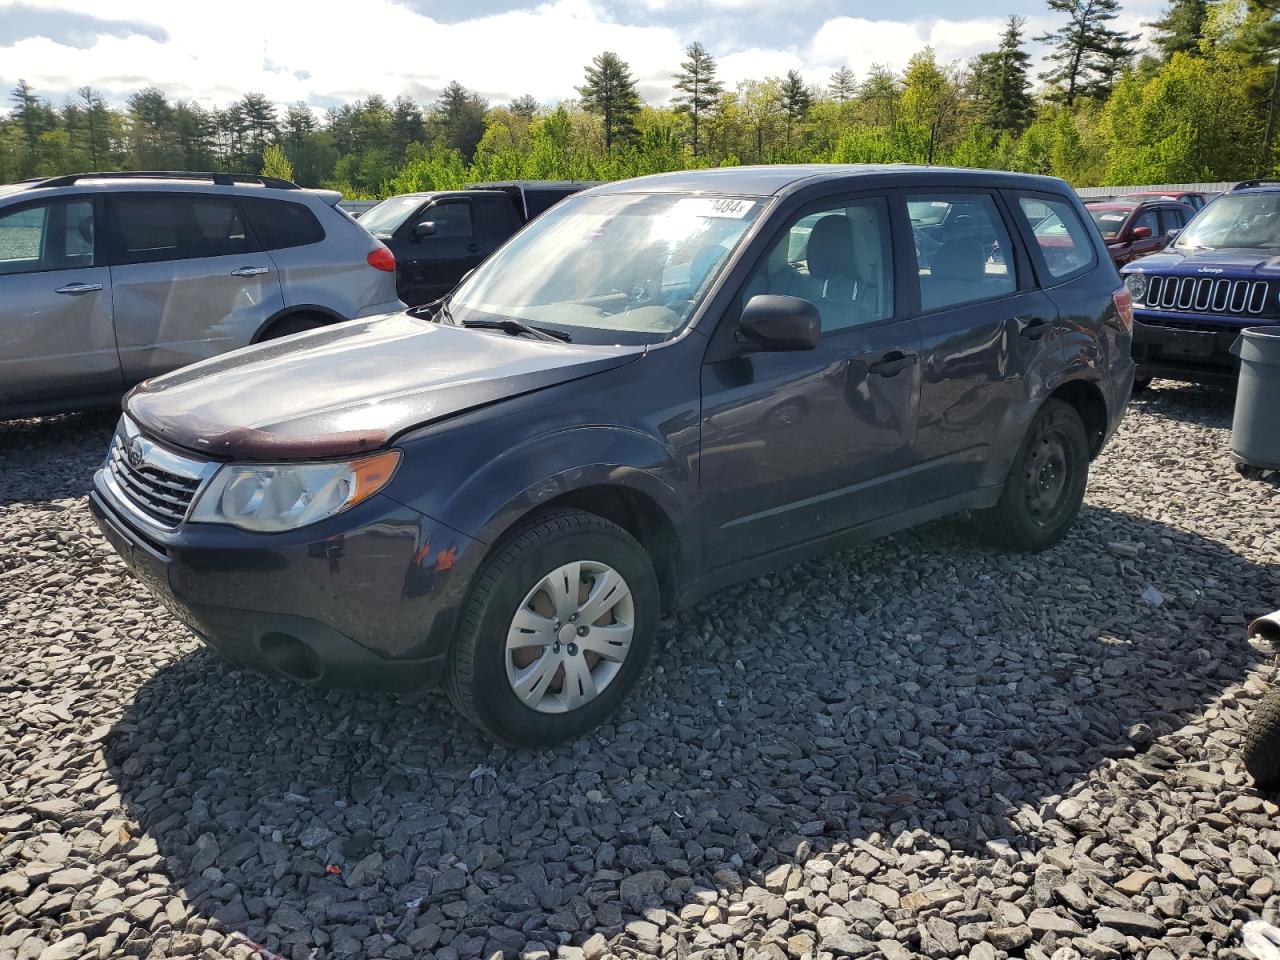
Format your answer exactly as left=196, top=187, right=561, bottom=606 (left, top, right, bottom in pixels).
left=673, top=198, right=757, bottom=219
left=1099, top=214, right=1126, bottom=221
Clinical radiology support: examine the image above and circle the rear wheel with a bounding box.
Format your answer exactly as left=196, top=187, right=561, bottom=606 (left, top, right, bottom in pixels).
left=983, top=399, right=1089, bottom=552
left=261, top=313, right=329, bottom=340
left=1244, top=685, right=1280, bottom=788
left=446, top=509, right=660, bottom=746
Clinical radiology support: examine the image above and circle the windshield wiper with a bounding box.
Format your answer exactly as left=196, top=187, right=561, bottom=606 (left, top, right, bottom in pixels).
left=458, top=317, right=572, bottom=343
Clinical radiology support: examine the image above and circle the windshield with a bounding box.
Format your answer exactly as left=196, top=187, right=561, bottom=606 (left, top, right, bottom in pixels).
left=1177, top=193, right=1280, bottom=251
left=357, top=196, right=423, bottom=236
left=448, top=192, right=763, bottom=345
left=1088, top=207, right=1132, bottom=240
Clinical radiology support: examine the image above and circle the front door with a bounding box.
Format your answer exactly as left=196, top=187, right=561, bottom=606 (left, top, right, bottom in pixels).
left=106, top=192, right=285, bottom=384
left=394, top=198, right=486, bottom=305
left=0, top=195, right=120, bottom=409
left=700, top=195, right=921, bottom=564
left=906, top=190, right=1059, bottom=503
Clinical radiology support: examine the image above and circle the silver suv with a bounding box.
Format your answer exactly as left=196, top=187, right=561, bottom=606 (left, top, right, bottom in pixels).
left=0, top=171, right=404, bottom=419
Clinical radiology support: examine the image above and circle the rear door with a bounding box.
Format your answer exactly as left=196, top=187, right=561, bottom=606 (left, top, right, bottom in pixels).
left=0, top=194, right=120, bottom=408
left=906, top=189, right=1060, bottom=504
left=107, top=192, right=285, bottom=384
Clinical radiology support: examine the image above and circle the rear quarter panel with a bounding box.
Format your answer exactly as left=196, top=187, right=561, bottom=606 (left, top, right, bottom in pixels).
left=273, top=205, right=399, bottom=318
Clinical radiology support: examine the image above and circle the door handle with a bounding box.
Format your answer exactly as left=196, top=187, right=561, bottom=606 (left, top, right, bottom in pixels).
left=230, top=266, right=270, bottom=277
left=55, top=282, right=103, bottom=295
left=1016, top=316, right=1051, bottom=340
left=867, top=351, right=917, bottom=377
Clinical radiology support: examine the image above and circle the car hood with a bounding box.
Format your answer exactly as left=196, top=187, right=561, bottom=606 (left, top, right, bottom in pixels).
left=1123, top=247, right=1280, bottom=276
left=125, top=313, right=645, bottom=460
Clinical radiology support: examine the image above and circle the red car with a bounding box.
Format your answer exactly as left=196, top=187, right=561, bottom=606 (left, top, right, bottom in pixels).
left=1082, top=199, right=1196, bottom=267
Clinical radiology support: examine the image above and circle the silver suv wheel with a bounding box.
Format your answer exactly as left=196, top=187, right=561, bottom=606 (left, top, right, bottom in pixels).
left=505, top=560, right=635, bottom=713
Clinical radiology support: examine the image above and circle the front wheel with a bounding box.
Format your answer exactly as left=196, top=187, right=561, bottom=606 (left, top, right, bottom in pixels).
left=1244, top=685, right=1280, bottom=788
left=982, top=399, right=1090, bottom=552
left=446, top=509, right=660, bottom=746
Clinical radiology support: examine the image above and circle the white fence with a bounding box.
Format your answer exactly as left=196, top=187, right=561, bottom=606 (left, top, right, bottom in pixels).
left=1075, top=182, right=1235, bottom=198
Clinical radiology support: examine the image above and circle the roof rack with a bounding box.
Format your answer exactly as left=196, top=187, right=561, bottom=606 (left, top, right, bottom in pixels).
left=34, top=171, right=301, bottom=190
left=1232, top=179, right=1280, bottom=191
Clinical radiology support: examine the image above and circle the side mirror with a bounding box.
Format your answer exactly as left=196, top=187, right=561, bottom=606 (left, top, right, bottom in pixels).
left=411, top=220, right=437, bottom=240
left=1130, top=225, right=1153, bottom=241
left=738, top=295, right=820, bottom=351
left=1166, top=227, right=1182, bottom=241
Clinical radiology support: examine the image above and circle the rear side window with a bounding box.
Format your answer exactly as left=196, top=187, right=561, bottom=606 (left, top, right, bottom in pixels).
left=908, top=193, right=1016, bottom=312
left=111, top=194, right=253, bottom=265
left=1016, top=196, right=1095, bottom=280
left=239, top=197, right=326, bottom=249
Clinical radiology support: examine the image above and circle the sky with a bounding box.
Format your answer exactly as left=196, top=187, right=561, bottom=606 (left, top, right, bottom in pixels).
left=0, top=0, right=1165, bottom=112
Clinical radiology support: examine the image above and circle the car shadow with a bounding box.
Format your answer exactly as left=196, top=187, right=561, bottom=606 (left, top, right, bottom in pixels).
left=0, top=409, right=118, bottom=505
left=1131, top=379, right=1235, bottom=428
left=104, top=504, right=1277, bottom=958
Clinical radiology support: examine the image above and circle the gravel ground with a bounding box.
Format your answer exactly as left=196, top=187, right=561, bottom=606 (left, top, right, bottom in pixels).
left=1, top=384, right=1279, bottom=960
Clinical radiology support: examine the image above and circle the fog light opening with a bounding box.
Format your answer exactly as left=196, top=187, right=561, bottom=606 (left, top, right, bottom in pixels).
left=258, top=632, right=322, bottom=682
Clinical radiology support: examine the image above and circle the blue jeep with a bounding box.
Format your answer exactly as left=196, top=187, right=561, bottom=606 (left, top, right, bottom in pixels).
left=1122, top=180, right=1280, bottom=388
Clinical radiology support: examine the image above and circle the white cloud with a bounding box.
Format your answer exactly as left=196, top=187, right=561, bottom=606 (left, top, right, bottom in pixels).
left=0, top=0, right=1166, bottom=111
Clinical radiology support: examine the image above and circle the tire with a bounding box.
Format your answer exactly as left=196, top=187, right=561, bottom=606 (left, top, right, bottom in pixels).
left=983, top=399, right=1090, bottom=552
left=1244, top=684, right=1280, bottom=788
left=261, top=314, right=328, bottom=340
left=1132, top=377, right=1153, bottom=395
left=445, top=508, right=660, bottom=746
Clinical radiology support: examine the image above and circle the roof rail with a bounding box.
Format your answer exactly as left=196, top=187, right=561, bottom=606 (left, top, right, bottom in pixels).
left=1232, top=179, right=1280, bottom=191
left=35, top=171, right=301, bottom=190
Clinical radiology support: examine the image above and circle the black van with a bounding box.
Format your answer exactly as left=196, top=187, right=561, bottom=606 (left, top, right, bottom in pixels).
left=90, top=165, right=1134, bottom=745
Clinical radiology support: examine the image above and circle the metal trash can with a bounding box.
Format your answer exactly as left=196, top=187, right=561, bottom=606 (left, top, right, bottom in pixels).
left=1230, top=326, right=1280, bottom=474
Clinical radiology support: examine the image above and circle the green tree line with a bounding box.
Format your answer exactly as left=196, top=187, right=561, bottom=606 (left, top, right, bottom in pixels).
left=2, top=0, right=1278, bottom=196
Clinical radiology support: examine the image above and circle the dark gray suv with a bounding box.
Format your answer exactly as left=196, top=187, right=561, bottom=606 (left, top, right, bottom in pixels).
left=90, top=165, right=1135, bottom=746
left=0, top=171, right=404, bottom=419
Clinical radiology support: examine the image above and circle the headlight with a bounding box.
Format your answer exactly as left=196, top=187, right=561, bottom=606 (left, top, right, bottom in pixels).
left=1124, top=272, right=1148, bottom=303
left=190, top=450, right=401, bottom=532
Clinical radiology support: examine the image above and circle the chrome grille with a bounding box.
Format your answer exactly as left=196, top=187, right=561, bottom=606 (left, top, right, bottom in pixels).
left=1143, top=275, right=1270, bottom=315
left=105, top=422, right=211, bottom=528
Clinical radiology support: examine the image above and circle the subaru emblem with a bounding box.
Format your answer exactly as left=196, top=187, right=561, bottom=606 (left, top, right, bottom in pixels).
left=127, top=439, right=144, bottom=469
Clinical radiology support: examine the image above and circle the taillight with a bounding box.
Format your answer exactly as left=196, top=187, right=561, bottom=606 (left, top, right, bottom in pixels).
left=367, top=246, right=396, bottom=272
left=1113, top=286, right=1133, bottom=333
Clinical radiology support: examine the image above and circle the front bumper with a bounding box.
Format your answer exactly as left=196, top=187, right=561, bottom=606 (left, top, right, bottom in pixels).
left=1131, top=310, right=1266, bottom=385
left=89, top=474, right=481, bottom=690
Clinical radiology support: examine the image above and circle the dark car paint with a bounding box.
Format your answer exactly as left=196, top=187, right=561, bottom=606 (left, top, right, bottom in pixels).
left=1122, top=243, right=1280, bottom=384
left=93, top=164, right=1133, bottom=688
left=125, top=312, right=645, bottom=459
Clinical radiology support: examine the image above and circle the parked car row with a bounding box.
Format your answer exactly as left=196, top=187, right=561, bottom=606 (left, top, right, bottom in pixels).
left=84, top=164, right=1135, bottom=744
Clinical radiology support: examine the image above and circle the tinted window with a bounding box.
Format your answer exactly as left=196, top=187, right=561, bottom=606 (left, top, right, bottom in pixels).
left=744, top=197, right=893, bottom=333
left=908, top=193, right=1015, bottom=312
left=425, top=201, right=473, bottom=238
left=1019, top=196, right=1094, bottom=279
left=240, top=197, right=325, bottom=249
left=1159, top=208, right=1184, bottom=233
left=1131, top=210, right=1159, bottom=238
left=0, top=199, right=95, bottom=276
left=112, top=194, right=252, bottom=264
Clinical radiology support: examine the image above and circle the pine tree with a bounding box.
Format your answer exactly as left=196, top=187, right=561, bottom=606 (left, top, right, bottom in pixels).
left=578, top=52, right=641, bottom=153
left=11, top=80, right=51, bottom=177
left=76, top=86, right=109, bottom=169
left=828, top=66, right=857, bottom=103
left=435, top=82, right=488, bottom=160
left=671, top=42, right=723, bottom=157
left=1149, top=0, right=1211, bottom=59
left=975, top=15, right=1035, bottom=133
left=779, top=69, right=813, bottom=147
left=508, top=95, right=540, bottom=121
left=1036, top=0, right=1140, bottom=105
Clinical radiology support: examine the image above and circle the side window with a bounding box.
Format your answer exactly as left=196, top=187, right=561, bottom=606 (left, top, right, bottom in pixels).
left=1131, top=209, right=1159, bottom=238
left=1015, top=195, right=1094, bottom=279
left=0, top=199, right=96, bottom=276
left=112, top=194, right=252, bottom=265
left=1159, top=208, right=1184, bottom=233
left=743, top=196, right=894, bottom=333
left=239, top=197, right=325, bottom=249
left=425, top=201, right=473, bottom=238
left=908, top=193, right=1015, bottom=312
